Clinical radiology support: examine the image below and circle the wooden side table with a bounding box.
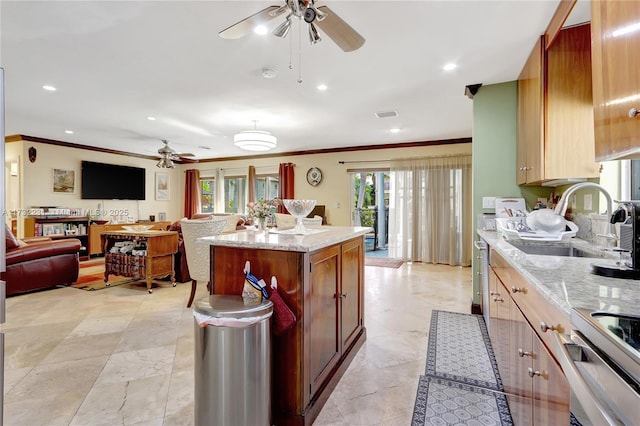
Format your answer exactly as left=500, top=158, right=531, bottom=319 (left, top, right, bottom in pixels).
left=101, top=230, right=178, bottom=293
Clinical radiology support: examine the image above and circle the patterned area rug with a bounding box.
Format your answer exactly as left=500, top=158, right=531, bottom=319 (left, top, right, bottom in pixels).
left=364, top=257, right=404, bottom=268
left=72, top=258, right=130, bottom=291
left=425, top=310, right=503, bottom=391
left=71, top=277, right=132, bottom=291
left=412, top=376, right=513, bottom=426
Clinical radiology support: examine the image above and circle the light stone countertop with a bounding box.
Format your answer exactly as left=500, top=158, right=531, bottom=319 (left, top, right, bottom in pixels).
left=198, top=226, right=372, bottom=253
left=478, top=230, right=640, bottom=316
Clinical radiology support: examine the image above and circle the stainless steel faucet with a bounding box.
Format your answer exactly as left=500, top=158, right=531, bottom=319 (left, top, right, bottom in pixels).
left=553, top=182, right=616, bottom=241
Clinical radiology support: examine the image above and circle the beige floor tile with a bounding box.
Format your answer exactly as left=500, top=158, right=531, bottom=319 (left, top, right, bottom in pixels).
left=1, top=261, right=471, bottom=425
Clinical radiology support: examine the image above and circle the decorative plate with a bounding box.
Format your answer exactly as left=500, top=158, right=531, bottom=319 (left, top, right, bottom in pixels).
left=306, top=167, right=322, bottom=186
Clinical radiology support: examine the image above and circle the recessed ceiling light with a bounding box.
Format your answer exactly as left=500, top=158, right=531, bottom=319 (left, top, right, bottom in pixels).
left=42, top=85, right=57, bottom=91
left=317, top=84, right=328, bottom=91
left=443, top=63, right=457, bottom=71
left=64, top=130, right=74, bottom=134
left=147, top=116, right=156, bottom=121
left=390, top=128, right=401, bottom=134
left=254, top=25, right=268, bottom=35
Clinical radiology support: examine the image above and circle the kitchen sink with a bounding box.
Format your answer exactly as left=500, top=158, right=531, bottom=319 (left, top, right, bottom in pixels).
left=506, top=241, right=609, bottom=259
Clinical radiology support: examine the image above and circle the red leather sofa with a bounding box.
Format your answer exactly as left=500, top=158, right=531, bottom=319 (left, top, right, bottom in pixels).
left=2, top=227, right=81, bottom=296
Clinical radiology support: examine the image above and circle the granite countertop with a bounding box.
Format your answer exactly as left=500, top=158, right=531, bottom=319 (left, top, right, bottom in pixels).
left=198, top=226, right=372, bottom=253
left=478, top=230, right=640, bottom=316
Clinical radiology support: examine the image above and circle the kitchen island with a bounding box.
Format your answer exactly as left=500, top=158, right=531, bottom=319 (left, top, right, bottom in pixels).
left=198, top=226, right=371, bottom=426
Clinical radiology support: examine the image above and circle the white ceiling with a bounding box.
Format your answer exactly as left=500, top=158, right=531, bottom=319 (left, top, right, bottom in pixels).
left=1, top=1, right=590, bottom=161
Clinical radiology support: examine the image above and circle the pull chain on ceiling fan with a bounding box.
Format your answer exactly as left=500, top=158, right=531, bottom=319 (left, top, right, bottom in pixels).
left=219, top=0, right=365, bottom=52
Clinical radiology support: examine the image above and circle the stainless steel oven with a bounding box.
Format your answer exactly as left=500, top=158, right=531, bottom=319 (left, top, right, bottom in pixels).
left=554, top=308, right=640, bottom=425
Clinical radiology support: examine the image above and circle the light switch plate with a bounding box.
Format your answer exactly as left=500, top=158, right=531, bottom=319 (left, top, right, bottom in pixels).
left=482, top=197, right=496, bottom=209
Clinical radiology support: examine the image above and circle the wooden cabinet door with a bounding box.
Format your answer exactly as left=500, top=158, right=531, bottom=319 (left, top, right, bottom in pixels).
left=545, top=23, right=599, bottom=180
left=517, top=36, right=544, bottom=185
left=340, top=238, right=363, bottom=351
left=591, top=0, right=640, bottom=161
left=509, top=301, right=534, bottom=425
left=531, top=332, right=570, bottom=425
left=308, top=246, right=341, bottom=397
left=89, top=224, right=106, bottom=255
left=490, top=272, right=512, bottom=390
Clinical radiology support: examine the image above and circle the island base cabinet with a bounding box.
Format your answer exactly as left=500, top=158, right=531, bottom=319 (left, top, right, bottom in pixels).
left=209, top=236, right=366, bottom=426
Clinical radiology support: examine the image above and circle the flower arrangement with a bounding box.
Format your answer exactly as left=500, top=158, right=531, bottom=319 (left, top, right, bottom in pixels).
left=246, top=198, right=281, bottom=220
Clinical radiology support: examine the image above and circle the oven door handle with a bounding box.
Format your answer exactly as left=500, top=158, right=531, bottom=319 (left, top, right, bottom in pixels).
left=552, top=332, right=625, bottom=426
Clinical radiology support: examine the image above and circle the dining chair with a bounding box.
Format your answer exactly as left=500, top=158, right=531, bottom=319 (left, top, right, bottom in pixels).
left=180, top=218, right=227, bottom=307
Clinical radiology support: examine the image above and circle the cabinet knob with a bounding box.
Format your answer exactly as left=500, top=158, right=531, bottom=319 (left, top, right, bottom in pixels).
left=540, top=322, right=556, bottom=333
left=511, top=286, right=524, bottom=293
left=518, top=348, right=531, bottom=358
left=340, top=293, right=348, bottom=299
left=528, top=368, right=542, bottom=378
left=629, top=108, right=639, bottom=118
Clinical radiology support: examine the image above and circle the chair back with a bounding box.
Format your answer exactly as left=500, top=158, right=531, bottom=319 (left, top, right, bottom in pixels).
left=180, top=218, right=226, bottom=282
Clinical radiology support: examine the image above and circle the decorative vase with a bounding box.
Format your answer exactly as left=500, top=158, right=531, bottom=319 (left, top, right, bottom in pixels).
left=257, top=217, right=267, bottom=231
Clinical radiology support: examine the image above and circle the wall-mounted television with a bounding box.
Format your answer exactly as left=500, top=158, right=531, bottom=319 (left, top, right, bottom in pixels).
left=81, top=160, right=146, bottom=200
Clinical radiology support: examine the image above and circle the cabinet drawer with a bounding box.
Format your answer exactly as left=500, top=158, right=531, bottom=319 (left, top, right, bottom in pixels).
left=490, top=249, right=569, bottom=361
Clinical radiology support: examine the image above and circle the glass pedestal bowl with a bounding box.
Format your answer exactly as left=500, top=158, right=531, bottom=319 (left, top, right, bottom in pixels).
left=282, top=199, right=316, bottom=234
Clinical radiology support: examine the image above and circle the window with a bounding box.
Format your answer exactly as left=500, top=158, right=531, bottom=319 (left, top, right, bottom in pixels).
left=225, top=177, right=247, bottom=213
left=200, top=179, right=215, bottom=213
left=256, top=175, right=279, bottom=200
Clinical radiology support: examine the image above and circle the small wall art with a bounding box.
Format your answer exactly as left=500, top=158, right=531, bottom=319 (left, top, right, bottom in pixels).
left=53, top=168, right=75, bottom=193
left=155, top=172, right=170, bottom=200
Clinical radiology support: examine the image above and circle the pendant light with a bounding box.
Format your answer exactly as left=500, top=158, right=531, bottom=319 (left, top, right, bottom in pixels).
left=234, top=121, right=277, bottom=152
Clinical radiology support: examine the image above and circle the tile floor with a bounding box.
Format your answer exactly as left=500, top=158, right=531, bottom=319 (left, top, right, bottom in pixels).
left=2, top=262, right=471, bottom=426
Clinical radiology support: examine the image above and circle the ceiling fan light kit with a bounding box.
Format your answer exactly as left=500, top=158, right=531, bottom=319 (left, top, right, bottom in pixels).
left=233, top=130, right=277, bottom=152
left=219, top=1, right=365, bottom=52
left=156, top=157, right=175, bottom=169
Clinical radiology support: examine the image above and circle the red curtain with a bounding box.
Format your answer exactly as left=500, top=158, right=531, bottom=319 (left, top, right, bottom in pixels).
left=184, top=169, right=201, bottom=218
left=278, top=162, right=295, bottom=213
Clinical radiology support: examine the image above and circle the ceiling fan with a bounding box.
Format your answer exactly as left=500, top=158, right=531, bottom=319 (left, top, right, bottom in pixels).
left=219, top=0, right=365, bottom=52
left=155, top=140, right=196, bottom=168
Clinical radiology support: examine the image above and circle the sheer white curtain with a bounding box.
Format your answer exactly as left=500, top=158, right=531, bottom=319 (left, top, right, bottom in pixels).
left=388, top=155, right=472, bottom=266
left=214, top=168, right=225, bottom=213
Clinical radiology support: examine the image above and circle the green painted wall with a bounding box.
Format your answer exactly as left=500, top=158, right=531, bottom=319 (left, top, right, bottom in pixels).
left=471, top=81, right=521, bottom=306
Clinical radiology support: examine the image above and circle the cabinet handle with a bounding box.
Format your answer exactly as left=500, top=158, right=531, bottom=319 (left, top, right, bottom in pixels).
left=629, top=108, right=639, bottom=118
left=511, top=286, right=525, bottom=293
left=490, top=291, right=499, bottom=296
left=492, top=297, right=504, bottom=302
left=528, top=368, right=542, bottom=378
left=518, top=348, right=531, bottom=358
left=476, top=271, right=483, bottom=275
left=340, top=293, right=347, bottom=299
left=540, top=322, right=556, bottom=333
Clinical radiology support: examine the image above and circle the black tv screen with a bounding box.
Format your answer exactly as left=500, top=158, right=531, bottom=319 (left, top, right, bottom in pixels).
left=81, top=161, right=146, bottom=200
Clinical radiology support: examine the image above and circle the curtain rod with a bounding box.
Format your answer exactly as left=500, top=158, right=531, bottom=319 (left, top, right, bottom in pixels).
left=338, top=160, right=389, bottom=164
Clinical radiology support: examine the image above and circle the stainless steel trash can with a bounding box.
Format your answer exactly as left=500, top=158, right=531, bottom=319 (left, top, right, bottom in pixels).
left=194, top=295, right=273, bottom=426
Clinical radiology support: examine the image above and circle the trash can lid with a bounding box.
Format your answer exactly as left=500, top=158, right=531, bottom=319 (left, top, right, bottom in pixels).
left=194, top=294, right=273, bottom=319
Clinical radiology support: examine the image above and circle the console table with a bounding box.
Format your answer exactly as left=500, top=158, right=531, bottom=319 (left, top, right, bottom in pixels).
left=101, top=230, right=178, bottom=293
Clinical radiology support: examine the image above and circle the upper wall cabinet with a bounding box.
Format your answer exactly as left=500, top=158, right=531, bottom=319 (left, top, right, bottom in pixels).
left=516, top=24, right=600, bottom=185
left=591, top=1, right=640, bottom=161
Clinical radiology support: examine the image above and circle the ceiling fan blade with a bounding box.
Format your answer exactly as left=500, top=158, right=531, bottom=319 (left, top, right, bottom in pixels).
left=315, top=6, right=365, bottom=52
left=219, top=5, right=282, bottom=39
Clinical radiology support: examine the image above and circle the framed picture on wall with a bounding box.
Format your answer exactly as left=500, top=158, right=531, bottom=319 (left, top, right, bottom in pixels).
left=155, top=172, right=170, bottom=200
left=53, top=168, right=75, bottom=193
